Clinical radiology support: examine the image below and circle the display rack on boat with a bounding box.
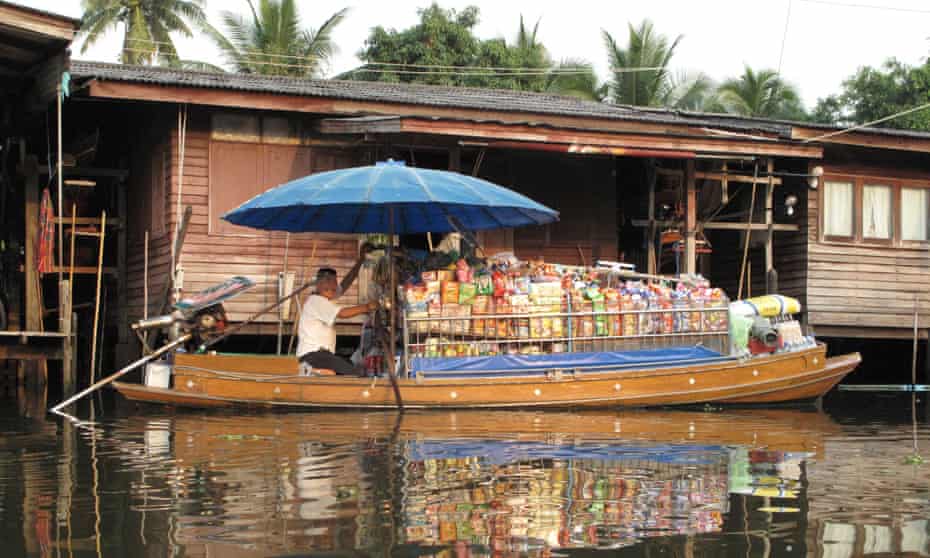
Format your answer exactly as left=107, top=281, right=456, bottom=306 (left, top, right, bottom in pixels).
left=50, top=161, right=860, bottom=413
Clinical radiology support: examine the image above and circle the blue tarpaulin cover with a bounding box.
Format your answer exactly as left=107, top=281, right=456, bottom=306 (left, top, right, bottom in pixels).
left=406, top=440, right=727, bottom=465
left=409, top=345, right=728, bottom=378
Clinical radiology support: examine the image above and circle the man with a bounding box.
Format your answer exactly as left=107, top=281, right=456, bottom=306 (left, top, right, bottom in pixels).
left=297, top=246, right=378, bottom=375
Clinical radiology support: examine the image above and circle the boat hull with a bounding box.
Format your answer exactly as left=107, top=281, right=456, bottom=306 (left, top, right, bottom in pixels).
left=114, top=345, right=860, bottom=409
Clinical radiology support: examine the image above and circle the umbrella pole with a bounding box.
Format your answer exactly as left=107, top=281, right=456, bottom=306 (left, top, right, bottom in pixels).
left=386, top=207, right=404, bottom=409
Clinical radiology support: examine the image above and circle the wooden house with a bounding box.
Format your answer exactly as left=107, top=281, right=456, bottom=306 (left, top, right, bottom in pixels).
left=8, top=58, right=930, bottom=370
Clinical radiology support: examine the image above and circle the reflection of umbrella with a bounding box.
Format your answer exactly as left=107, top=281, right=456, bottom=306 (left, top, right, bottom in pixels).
left=222, top=160, right=559, bottom=409
left=222, top=160, right=558, bottom=233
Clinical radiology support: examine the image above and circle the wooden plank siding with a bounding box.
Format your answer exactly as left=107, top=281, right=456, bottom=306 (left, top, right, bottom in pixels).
left=804, top=159, right=930, bottom=334
left=125, top=108, right=366, bottom=333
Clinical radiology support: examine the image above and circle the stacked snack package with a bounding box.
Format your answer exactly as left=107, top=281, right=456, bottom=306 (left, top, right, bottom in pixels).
left=402, top=254, right=729, bottom=360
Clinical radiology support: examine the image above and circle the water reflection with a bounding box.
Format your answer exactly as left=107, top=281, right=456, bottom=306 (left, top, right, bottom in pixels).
left=0, top=397, right=928, bottom=557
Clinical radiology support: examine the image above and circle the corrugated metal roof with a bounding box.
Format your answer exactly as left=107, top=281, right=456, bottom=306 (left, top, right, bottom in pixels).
left=69, top=61, right=796, bottom=137
left=69, top=60, right=930, bottom=143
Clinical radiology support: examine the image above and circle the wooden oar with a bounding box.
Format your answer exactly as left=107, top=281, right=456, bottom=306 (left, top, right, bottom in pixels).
left=50, top=334, right=192, bottom=414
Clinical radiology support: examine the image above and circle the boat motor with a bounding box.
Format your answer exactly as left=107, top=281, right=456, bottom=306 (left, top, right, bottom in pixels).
left=749, top=316, right=779, bottom=353
left=132, top=304, right=228, bottom=349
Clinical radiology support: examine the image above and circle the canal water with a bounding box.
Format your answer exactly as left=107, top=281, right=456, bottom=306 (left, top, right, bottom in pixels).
left=1, top=391, right=928, bottom=557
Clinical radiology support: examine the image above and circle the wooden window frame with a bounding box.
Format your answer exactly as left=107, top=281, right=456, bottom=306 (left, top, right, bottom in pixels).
left=860, top=182, right=894, bottom=246
left=900, top=186, right=930, bottom=247
left=821, top=178, right=856, bottom=243
left=820, top=173, right=930, bottom=248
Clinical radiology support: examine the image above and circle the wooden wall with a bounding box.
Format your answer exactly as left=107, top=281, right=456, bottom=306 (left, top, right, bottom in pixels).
left=805, top=154, right=930, bottom=334
left=125, top=107, right=365, bottom=337
left=478, top=151, right=618, bottom=265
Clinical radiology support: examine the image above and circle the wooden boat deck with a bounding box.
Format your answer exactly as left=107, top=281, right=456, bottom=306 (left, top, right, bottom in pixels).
left=114, top=345, right=861, bottom=410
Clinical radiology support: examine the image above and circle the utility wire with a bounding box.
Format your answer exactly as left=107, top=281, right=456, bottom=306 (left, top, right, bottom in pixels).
left=802, top=100, right=930, bottom=143
left=117, top=48, right=601, bottom=75
left=777, top=0, right=793, bottom=75
left=799, top=0, right=930, bottom=14
left=119, top=37, right=662, bottom=74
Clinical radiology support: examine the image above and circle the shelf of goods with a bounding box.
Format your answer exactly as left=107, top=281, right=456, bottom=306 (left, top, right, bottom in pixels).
left=399, top=261, right=729, bottom=376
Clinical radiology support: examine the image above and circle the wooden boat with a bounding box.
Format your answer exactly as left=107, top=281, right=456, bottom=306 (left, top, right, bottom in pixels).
left=113, top=343, right=860, bottom=409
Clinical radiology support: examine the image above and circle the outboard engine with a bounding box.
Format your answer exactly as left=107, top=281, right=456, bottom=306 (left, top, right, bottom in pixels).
left=749, top=316, right=778, bottom=354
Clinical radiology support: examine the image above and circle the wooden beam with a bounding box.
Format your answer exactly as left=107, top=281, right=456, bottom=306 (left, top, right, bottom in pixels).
left=21, top=156, right=40, bottom=333
left=684, top=160, right=697, bottom=275
left=0, top=344, right=63, bottom=360
left=704, top=222, right=799, bottom=233
left=60, top=281, right=73, bottom=396
left=400, top=119, right=824, bottom=159
left=0, top=4, right=79, bottom=42
left=647, top=163, right=657, bottom=275
left=812, top=325, right=929, bottom=341
left=792, top=126, right=930, bottom=154
left=448, top=145, right=461, bottom=172
left=695, top=171, right=782, bottom=186
left=43, top=266, right=118, bottom=275
left=86, top=81, right=824, bottom=158
left=53, top=216, right=123, bottom=226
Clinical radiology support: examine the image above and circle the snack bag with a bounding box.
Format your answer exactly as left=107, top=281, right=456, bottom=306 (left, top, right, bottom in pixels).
left=475, top=272, right=494, bottom=295
left=458, top=283, right=477, bottom=305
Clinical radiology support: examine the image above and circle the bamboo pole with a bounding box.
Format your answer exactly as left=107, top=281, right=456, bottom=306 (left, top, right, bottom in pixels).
left=737, top=164, right=760, bottom=300
left=912, top=293, right=919, bottom=387
left=56, top=84, right=63, bottom=284
left=68, top=203, right=76, bottom=303
left=288, top=240, right=317, bottom=355
left=277, top=233, right=290, bottom=355
left=89, top=211, right=105, bottom=383
left=143, top=230, right=149, bottom=348
left=386, top=207, right=403, bottom=410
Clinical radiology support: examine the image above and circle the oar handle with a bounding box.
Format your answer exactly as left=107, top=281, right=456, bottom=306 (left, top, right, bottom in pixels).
left=50, top=334, right=192, bottom=414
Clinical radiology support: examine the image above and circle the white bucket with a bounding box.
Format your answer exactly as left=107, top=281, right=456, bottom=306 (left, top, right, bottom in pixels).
left=144, top=362, right=172, bottom=389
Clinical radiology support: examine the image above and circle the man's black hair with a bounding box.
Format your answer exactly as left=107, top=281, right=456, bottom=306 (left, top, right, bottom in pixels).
left=316, top=267, right=338, bottom=281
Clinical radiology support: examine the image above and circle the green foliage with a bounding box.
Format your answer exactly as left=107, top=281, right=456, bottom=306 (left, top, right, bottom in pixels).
left=213, top=0, right=348, bottom=77
left=716, top=66, right=805, bottom=119
left=545, top=59, right=608, bottom=101
left=79, top=0, right=219, bottom=65
left=350, top=4, right=559, bottom=92
left=811, top=58, right=930, bottom=130
left=602, top=20, right=709, bottom=109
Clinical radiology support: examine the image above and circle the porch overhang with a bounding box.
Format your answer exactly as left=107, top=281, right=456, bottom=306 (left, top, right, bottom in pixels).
left=318, top=115, right=824, bottom=159
left=79, top=77, right=822, bottom=159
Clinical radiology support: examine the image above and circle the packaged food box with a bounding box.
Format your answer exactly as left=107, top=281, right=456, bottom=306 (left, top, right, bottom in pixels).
left=441, top=281, right=460, bottom=305
left=424, top=280, right=441, bottom=299
left=472, top=295, right=491, bottom=314
left=437, top=269, right=455, bottom=283
left=529, top=281, right=561, bottom=301
left=407, top=311, right=429, bottom=333
left=421, top=271, right=439, bottom=282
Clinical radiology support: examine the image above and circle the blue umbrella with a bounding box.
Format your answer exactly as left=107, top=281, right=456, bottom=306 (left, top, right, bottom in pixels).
left=222, top=160, right=558, bottom=234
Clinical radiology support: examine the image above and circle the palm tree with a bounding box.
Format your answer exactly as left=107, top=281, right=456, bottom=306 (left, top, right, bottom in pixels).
left=602, top=20, right=710, bottom=109
left=79, top=0, right=217, bottom=65
left=717, top=66, right=805, bottom=119
left=213, top=0, right=348, bottom=77
left=545, top=59, right=608, bottom=101
left=514, top=16, right=548, bottom=69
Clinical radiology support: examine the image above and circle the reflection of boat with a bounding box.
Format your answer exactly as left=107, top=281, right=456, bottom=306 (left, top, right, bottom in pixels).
left=156, top=407, right=841, bottom=460
left=131, top=408, right=837, bottom=556
left=114, top=346, right=860, bottom=409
